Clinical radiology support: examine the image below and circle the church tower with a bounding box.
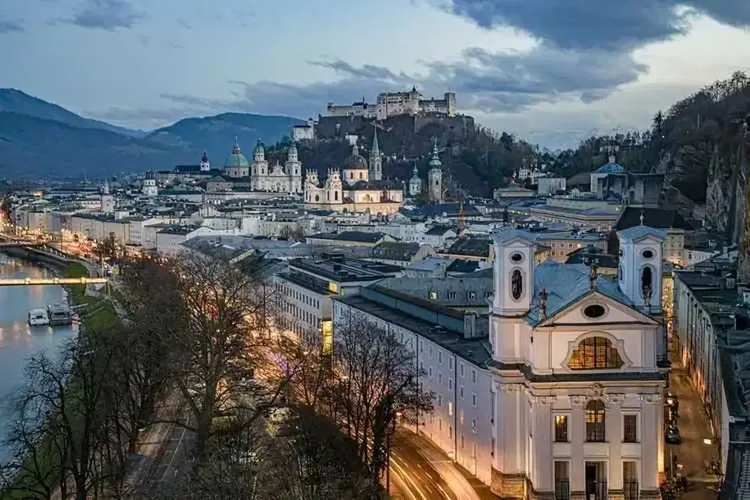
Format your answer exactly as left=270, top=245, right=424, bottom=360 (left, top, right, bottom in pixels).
left=199, top=151, right=211, bottom=171
left=617, top=225, right=665, bottom=314
left=369, top=126, right=383, bottom=181
left=409, top=164, right=421, bottom=197
left=427, top=142, right=443, bottom=203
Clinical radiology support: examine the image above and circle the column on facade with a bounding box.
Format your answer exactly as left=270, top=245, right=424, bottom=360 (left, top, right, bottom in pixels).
left=569, top=395, right=587, bottom=493
left=640, top=395, right=662, bottom=490
left=606, top=394, right=624, bottom=491
left=532, top=396, right=555, bottom=492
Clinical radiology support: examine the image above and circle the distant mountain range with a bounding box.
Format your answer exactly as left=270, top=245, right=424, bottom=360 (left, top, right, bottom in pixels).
left=0, top=89, right=303, bottom=179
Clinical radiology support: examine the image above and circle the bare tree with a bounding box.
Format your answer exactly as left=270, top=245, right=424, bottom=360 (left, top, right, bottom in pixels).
left=328, top=317, right=432, bottom=486
left=1, top=339, right=117, bottom=500
left=165, top=251, right=288, bottom=460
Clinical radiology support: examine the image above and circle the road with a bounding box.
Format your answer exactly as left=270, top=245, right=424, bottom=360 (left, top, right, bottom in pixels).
left=390, top=430, right=498, bottom=500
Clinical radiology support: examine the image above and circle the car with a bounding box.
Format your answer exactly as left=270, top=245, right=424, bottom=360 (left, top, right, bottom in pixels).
left=668, top=406, right=679, bottom=421
left=665, top=392, right=679, bottom=410
left=666, top=425, right=681, bottom=444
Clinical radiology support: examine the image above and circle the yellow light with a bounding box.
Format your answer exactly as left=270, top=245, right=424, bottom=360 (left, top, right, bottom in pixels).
left=322, top=320, right=333, bottom=355
left=328, top=282, right=338, bottom=293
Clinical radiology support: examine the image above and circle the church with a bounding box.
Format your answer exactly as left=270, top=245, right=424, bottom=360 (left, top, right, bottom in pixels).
left=331, top=225, right=669, bottom=499
left=304, top=130, right=404, bottom=215
left=223, top=139, right=302, bottom=194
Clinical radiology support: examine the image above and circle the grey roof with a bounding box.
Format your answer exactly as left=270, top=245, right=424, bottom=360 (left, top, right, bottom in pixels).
left=492, top=229, right=537, bottom=245
left=444, top=237, right=491, bottom=257
left=371, top=241, right=421, bottom=261
left=375, top=275, right=492, bottom=308
left=617, top=226, right=666, bottom=243
left=425, top=225, right=455, bottom=236
left=526, top=261, right=635, bottom=326
left=308, top=231, right=388, bottom=244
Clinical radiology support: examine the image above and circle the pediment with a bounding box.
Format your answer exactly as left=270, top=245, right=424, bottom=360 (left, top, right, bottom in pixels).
left=538, top=290, right=657, bottom=327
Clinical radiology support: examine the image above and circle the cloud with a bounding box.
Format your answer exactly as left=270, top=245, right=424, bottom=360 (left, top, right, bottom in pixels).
left=176, top=18, right=191, bottom=30
left=66, top=0, right=145, bottom=31
left=0, top=20, right=24, bottom=33
left=437, top=0, right=750, bottom=51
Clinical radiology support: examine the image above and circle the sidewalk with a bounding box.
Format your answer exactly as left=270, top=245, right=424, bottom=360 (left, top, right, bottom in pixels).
left=667, top=358, right=722, bottom=499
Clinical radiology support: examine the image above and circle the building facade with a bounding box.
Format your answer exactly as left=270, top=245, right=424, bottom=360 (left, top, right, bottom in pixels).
left=326, top=88, right=457, bottom=120
left=332, top=226, right=669, bottom=499
left=223, top=140, right=303, bottom=194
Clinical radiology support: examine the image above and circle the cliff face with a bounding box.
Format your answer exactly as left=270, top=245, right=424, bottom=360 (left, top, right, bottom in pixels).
left=704, top=128, right=748, bottom=242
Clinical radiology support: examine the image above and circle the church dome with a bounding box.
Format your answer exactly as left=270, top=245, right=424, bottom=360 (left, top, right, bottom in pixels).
left=344, top=144, right=368, bottom=170
left=224, top=140, right=250, bottom=169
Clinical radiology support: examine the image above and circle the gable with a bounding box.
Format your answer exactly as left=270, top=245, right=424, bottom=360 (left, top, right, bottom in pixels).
left=538, top=290, right=657, bottom=327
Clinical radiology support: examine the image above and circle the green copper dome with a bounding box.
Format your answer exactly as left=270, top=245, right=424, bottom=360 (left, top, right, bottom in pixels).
left=224, top=139, right=250, bottom=169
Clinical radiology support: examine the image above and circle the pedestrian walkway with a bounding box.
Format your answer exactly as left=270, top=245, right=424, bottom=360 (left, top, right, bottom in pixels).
left=668, top=358, right=722, bottom=499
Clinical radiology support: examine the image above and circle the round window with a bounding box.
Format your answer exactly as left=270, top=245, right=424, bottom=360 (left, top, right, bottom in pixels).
left=642, top=249, right=654, bottom=259
left=583, top=304, right=606, bottom=319
left=510, top=252, right=523, bottom=263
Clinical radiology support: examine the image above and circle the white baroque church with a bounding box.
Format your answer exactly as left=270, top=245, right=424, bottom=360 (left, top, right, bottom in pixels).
left=304, top=131, right=404, bottom=215
left=223, top=139, right=302, bottom=193
left=332, top=225, right=668, bottom=500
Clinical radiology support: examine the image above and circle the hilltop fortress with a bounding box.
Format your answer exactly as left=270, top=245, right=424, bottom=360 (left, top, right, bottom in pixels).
left=293, top=88, right=470, bottom=142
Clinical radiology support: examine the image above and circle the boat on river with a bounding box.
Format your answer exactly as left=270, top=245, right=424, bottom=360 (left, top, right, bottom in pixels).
left=47, top=303, right=73, bottom=326
left=28, top=308, right=50, bottom=327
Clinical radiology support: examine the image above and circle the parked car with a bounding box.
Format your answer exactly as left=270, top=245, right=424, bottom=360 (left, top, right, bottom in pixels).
left=666, top=425, right=681, bottom=444
left=665, top=392, right=679, bottom=410
left=668, top=405, right=679, bottom=421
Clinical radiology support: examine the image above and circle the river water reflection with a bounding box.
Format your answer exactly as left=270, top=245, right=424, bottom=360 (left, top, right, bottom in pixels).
left=0, top=255, right=77, bottom=462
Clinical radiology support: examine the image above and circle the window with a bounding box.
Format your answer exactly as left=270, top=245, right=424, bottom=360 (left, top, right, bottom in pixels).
left=437, top=395, right=442, bottom=406
left=428, top=367, right=433, bottom=378
left=583, top=304, right=606, bottom=319
left=554, top=415, right=569, bottom=442
left=460, top=364, right=465, bottom=377
left=449, top=378, right=453, bottom=390
left=460, top=386, right=464, bottom=398
left=471, top=369, right=477, bottom=383
left=642, top=249, right=654, bottom=259
left=448, top=402, right=453, bottom=416
left=568, top=336, right=624, bottom=370
left=641, top=266, right=653, bottom=300
left=623, top=461, right=638, bottom=500
left=554, top=461, right=570, bottom=500
left=438, top=351, right=442, bottom=364
left=447, top=291, right=457, bottom=300
left=510, top=252, right=523, bottom=263
left=460, top=435, right=464, bottom=448
left=623, top=414, right=638, bottom=443
left=449, top=358, right=453, bottom=369
left=472, top=393, right=477, bottom=407
left=438, top=373, right=443, bottom=385
left=585, top=400, right=606, bottom=442
left=429, top=290, right=439, bottom=300
left=468, top=291, right=477, bottom=300
left=472, top=419, right=477, bottom=433
left=511, top=269, right=523, bottom=300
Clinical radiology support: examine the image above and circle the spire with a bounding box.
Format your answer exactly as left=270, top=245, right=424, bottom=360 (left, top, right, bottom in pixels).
left=639, top=210, right=645, bottom=226
left=371, top=124, right=380, bottom=154
left=201, top=150, right=209, bottom=162
left=232, top=136, right=241, bottom=154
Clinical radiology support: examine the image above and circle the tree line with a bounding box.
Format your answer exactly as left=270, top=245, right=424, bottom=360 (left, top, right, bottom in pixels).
left=1, top=251, right=430, bottom=499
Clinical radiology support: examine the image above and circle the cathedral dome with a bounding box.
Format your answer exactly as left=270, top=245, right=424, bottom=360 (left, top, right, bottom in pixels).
left=344, top=144, right=368, bottom=170
left=224, top=140, right=250, bottom=169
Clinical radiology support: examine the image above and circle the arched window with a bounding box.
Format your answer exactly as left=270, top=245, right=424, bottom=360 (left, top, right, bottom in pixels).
left=585, top=400, right=606, bottom=442
left=641, top=266, right=653, bottom=301
left=568, top=336, right=624, bottom=370
left=511, top=269, right=523, bottom=300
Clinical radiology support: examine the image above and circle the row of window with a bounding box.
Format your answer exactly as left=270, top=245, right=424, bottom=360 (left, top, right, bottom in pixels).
left=281, top=284, right=321, bottom=309
left=554, top=460, right=639, bottom=500
left=554, top=401, right=638, bottom=443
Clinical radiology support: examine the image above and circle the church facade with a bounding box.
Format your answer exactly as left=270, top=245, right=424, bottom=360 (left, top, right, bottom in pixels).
left=304, top=134, right=403, bottom=215
left=223, top=139, right=302, bottom=194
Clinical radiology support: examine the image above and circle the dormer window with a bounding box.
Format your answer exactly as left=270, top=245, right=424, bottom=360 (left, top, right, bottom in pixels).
left=429, top=290, right=439, bottom=300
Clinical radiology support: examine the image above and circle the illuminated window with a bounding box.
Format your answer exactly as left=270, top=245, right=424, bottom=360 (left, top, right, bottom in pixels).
left=554, top=415, right=569, bottom=442
left=568, top=337, right=624, bottom=370
left=328, top=282, right=338, bottom=293
left=585, top=400, right=606, bottom=442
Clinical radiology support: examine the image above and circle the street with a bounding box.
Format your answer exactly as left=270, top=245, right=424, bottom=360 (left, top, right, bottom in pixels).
left=390, top=429, right=497, bottom=500
left=667, top=356, right=722, bottom=499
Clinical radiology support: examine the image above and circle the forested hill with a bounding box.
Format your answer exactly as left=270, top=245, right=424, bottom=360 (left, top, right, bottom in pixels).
left=550, top=72, right=750, bottom=207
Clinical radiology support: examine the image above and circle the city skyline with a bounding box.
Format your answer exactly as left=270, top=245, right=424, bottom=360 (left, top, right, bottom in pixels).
left=1, top=0, right=750, bottom=149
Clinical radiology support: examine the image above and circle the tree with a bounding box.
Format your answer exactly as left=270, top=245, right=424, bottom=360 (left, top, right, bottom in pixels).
left=327, top=317, right=432, bottom=487
left=165, top=251, right=287, bottom=460
left=1, top=339, right=118, bottom=500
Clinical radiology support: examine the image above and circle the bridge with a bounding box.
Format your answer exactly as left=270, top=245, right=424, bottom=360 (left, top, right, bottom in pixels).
left=0, top=277, right=109, bottom=287
left=0, top=240, right=45, bottom=248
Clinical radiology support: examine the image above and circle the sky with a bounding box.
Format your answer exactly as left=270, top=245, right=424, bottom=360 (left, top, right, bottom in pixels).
left=1, top=0, right=750, bottom=149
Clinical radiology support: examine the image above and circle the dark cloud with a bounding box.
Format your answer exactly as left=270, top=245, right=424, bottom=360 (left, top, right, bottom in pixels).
left=66, top=0, right=145, bottom=31
left=0, top=20, right=24, bottom=33
left=439, top=0, right=750, bottom=51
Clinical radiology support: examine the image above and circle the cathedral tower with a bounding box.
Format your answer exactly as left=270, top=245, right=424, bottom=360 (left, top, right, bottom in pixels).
left=369, top=126, right=383, bottom=181
left=427, top=142, right=443, bottom=203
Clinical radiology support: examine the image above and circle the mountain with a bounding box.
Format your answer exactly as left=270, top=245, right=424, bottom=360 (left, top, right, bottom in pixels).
left=0, top=90, right=304, bottom=179
left=147, top=112, right=304, bottom=160
left=0, top=88, right=145, bottom=138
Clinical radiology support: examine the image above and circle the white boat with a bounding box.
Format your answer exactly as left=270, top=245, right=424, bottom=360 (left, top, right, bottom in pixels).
left=28, top=308, right=50, bottom=327
left=47, top=303, right=73, bottom=326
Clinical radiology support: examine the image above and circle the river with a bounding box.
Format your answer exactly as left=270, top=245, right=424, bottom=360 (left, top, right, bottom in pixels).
left=0, top=254, right=77, bottom=462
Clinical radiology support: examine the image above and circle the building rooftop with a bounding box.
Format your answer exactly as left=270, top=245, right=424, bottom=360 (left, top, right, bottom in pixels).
left=443, top=237, right=491, bottom=258
left=615, top=207, right=694, bottom=231
left=308, top=231, right=390, bottom=244
left=289, top=255, right=401, bottom=283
